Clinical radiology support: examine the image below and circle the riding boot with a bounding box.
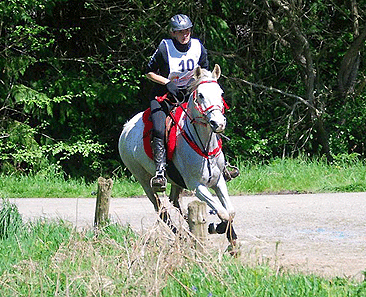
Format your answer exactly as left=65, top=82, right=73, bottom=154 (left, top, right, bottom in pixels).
left=223, top=162, right=240, bottom=182
left=150, top=137, right=167, bottom=192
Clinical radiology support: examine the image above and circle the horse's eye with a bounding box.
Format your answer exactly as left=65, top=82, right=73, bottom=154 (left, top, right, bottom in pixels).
left=198, top=93, right=204, bottom=100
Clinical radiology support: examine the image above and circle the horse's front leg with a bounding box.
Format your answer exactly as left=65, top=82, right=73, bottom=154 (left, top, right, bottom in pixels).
left=211, top=175, right=235, bottom=221
left=210, top=176, right=237, bottom=244
left=195, top=184, right=232, bottom=222
left=195, top=183, right=237, bottom=245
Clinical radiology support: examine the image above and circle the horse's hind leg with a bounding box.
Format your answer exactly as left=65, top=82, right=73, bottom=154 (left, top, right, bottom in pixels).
left=122, top=161, right=161, bottom=212
left=159, top=210, right=178, bottom=234
left=169, top=185, right=184, bottom=215
left=127, top=165, right=178, bottom=234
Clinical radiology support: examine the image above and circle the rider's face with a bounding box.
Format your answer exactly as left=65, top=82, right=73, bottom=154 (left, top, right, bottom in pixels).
left=171, top=28, right=191, bottom=44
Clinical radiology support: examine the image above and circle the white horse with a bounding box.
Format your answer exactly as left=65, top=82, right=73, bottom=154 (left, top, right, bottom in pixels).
left=118, top=64, right=237, bottom=243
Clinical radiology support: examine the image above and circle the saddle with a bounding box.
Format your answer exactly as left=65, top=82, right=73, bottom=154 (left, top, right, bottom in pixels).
left=142, top=101, right=188, bottom=161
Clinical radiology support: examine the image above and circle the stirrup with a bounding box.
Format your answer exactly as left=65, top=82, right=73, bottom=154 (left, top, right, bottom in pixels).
left=223, top=164, right=240, bottom=182
left=150, top=173, right=167, bottom=193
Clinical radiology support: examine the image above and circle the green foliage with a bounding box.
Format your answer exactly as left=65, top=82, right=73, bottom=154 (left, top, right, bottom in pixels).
left=227, top=156, right=366, bottom=195
left=0, top=172, right=145, bottom=198
left=0, top=0, right=143, bottom=178
left=0, top=118, right=105, bottom=178
left=11, top=84, right=71, bottom=117
left=163, top=263, right=364, bottom=296
left=0, top=199, right=23, bottom=239
left=1, top=0, right=366, bottom=179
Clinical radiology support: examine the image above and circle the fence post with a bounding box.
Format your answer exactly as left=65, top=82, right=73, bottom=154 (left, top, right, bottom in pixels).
left=188, top=200, right=207, bottom=251
left=94, top=177, right=113, bottom=227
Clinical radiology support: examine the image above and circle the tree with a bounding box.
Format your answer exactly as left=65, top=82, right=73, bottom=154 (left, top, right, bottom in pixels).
left=202, top=0, right=366, bottom=160
left=1, top=0, right=366, bottom=179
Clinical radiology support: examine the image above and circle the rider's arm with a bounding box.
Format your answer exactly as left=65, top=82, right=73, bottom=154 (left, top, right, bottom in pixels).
left=146, top=40, right=170, bottom=85
left=199, top=43, right=209, bottom=70
left=146, top=72, right=170, bottom=85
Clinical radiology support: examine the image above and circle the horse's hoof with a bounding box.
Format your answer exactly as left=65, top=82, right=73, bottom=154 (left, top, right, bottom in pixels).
left=208, top=223, right=217, bottom=234
left=223, top=165, right=240, bottom=182
left=227, top=240, right=241, bottom=257
left=229, top=249, right=240, bottom=257
left=215, top=221, right=227, bottom=234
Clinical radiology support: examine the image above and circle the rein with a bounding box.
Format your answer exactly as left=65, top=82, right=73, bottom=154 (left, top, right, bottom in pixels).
left=171, top=103, right=221, bottom=159
left=180, top=128, right=222, bottom=159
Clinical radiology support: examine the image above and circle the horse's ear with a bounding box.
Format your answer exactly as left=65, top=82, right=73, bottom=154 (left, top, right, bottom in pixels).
left=194, top=66, right=202, bottom=80
left=212, top=64, right=221, bottom=80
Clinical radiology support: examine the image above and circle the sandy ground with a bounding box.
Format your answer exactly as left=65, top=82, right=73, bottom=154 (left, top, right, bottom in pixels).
left=8, top=192, right=366, bottom=281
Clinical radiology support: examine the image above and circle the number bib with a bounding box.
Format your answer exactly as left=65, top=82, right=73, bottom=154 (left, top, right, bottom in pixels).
left=163, top=39, right=202, bottom=87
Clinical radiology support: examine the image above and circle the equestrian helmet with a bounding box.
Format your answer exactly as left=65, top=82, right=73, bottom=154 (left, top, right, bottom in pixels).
left=169, top=14, right=193, bottom=32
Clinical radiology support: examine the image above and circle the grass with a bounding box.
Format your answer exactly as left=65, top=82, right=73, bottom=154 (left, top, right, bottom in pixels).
left=0, top=173, right=145, bottom=198
left=227, top=156, right=366, bottom=195
left=1, top=157, right=366, bottom=198
left=0, top=200, right=365, bottom=296
left=1, top=157, right=366, bottom=295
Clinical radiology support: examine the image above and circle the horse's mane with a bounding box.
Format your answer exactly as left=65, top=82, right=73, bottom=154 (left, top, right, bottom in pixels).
left=188, top=68, right=214, bottom=92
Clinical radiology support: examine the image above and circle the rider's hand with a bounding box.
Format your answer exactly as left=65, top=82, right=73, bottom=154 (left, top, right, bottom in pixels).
left=165, top=81, right=180, bottom=98
left=165, top=82, right=185, bottom=102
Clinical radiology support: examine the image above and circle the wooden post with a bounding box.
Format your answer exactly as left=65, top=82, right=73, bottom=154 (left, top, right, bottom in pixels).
left=94, top=177, right=113, bottom=227
left=187, top=200, right=207, bottom=251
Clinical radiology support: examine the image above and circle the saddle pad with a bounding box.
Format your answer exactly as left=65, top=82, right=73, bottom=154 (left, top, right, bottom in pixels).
left=142, top=103, right=187, bottom=161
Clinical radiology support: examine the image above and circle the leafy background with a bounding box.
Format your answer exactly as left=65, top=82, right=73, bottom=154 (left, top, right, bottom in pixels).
left=1, top=0, right=366, bottom=180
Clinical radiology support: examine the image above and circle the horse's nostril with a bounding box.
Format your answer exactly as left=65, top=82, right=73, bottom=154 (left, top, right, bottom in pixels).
left=210, top=120, right=226, bottom=132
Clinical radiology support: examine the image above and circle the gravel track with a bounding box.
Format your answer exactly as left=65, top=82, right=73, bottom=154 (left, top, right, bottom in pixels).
left=9, top=192, right=366, bottom=281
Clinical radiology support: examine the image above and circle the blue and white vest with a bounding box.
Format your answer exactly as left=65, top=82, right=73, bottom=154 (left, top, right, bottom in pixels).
left=163, top=38, right=202, bottom=87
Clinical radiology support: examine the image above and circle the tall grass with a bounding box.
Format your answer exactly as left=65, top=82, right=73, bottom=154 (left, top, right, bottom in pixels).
left=0, top=200, right=365, bottom=296
left=2, top=157, right=366, bottom=198
left=0, top=199, right=23, bottom=239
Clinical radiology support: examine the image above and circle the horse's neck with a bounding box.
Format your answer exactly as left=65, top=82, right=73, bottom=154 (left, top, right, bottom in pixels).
left=184, top=99, right=219, bottom=151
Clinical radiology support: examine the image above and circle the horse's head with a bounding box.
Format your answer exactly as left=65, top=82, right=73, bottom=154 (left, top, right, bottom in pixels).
left=189, top=64, right=228, bottom=133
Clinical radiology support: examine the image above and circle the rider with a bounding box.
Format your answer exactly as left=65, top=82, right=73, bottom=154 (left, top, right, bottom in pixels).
left=146, top=14, right=239, bottom=192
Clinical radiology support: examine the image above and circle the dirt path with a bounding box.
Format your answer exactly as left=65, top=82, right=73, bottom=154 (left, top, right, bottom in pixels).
left=9, top=192, right=366, bottom=281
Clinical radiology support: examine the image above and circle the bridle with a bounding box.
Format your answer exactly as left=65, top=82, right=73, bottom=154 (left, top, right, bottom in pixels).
left=191, top=80, right=229, bottom=124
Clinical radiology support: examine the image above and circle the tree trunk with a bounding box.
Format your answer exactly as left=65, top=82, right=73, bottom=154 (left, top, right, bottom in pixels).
left=338, top=28, right=366, bottom=97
